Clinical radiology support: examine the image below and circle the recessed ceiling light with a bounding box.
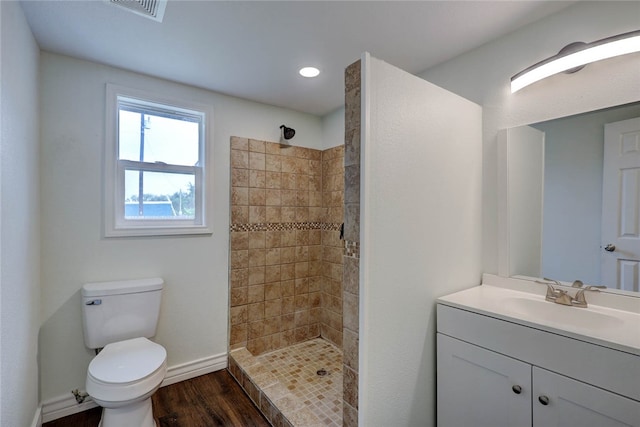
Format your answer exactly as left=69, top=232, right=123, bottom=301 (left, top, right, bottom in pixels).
left=299, top=67, right=320, bottom=78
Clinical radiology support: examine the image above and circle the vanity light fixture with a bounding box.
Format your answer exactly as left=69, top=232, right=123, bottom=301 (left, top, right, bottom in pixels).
left=511, top=29, right=640, bottom=93
left=299, top=67, right=320, bottom=78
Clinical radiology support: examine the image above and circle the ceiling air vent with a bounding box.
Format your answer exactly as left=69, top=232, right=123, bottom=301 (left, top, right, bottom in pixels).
left=108, top=0, right=168, bottom=23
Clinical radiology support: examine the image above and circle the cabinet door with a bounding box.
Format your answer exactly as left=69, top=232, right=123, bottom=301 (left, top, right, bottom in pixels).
left=533, top=367, right=640, bottom=427
left=437, top=333, right=531, bottom=427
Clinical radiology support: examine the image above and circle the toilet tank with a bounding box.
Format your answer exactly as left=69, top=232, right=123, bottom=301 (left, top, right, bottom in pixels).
left=81, top=278, right=164, bottom=349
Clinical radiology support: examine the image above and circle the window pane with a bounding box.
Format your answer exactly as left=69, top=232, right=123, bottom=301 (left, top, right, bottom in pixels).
left=124, top=170, right=195, bottom=219
left=118, top=109, right=200, bottom=166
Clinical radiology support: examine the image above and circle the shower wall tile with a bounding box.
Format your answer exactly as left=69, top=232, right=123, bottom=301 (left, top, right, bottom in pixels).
left=342, top=59, right=361, bottom=427
left=230, top=137, right=344, bottom=354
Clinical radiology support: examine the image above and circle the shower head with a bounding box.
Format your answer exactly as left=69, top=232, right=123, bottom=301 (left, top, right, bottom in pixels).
left=280, top=125, right=296, bottom=140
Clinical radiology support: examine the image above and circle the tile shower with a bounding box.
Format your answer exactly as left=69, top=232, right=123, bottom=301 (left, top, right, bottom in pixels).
left=228, top=60, right=361, bottom=427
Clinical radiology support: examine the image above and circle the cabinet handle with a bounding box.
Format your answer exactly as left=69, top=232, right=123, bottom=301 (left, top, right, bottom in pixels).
left=538, top=395, right=550, bottom=406
left=512, top=385, right=522, bottom=394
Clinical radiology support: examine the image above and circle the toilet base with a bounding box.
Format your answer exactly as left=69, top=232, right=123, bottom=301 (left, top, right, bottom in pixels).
left=98, top=397, right=156, bottom=427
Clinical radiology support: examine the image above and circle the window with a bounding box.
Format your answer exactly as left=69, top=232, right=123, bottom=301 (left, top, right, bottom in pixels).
left=105, top=84, right=212, bottom=236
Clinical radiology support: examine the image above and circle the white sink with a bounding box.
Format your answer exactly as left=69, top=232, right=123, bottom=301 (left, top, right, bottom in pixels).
left=502, top=297, right=624, bottom=330
left=436, top=283, right=640, bottom=355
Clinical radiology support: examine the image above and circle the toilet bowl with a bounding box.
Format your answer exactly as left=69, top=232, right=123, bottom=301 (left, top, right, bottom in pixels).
left=87, top=337, right=167, bottom=427
left=81, top=278, right=166, bottom=427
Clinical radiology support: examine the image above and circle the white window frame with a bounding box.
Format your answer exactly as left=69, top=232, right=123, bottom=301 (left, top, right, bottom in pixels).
left=104, top=84, right=213, bottom=237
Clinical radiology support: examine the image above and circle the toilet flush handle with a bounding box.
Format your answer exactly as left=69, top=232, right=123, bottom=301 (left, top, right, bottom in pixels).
left=85, top=299, right=102, bottom=306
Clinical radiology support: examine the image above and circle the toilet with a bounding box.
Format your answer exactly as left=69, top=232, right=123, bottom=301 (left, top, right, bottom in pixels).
left=81, top=278, right=167, bottom=427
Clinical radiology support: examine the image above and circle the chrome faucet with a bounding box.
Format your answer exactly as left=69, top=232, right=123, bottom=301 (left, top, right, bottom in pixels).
left=535, top=278, right=606, bottom=308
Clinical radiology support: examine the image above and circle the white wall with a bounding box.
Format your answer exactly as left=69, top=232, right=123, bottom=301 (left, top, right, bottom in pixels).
left=38, top=52, right=323, bottom=403
left=322, top=106, right=345, bottom=150
left=360, top=54, right=482, bottom=426
left=0, top=2, right=41, bottom=426
left=419, top=1, right=640, bottom=277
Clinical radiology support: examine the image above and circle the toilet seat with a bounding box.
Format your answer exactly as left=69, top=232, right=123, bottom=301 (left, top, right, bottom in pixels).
left=87, top=337, right=167, bottom=405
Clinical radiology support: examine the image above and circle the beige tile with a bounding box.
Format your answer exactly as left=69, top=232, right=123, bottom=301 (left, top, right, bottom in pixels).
left=230, top=268, right=248, bottom=288
left=231, top=250, right=249, bottom=270
left=281, top=173, right=296, bottom=190
left=266, top=206, right=281, bottom=223
left=248, top=284, right=265, bottom=304
left=281, top=230, right=296, bottom=247
left=295, top=294, right=309, bottom=311
left=344, top=127, right=360, bottom=167
left=230, top=287, right=248, bottom=307
left=294, top=278, right=309, bottom=295
left=294, top=207, right=309, bottom=222
left=295, top=261, right=309, bottom=279
left=281, top=207, right=296, bottom=222
left=295, top=190, right=309, bottom=206
left=230, top=231, right=248, bottom=250
left=265, top=171, right=281, bottom=189
left=295, top=174, right=309, bottom=190
left=265, top=265, right=281, bottom=284
left=231, top=136, right=249, bottom=151
left=247, top=302, right=265, bottom=322
left=265, top=300, right=282, bottom=319
left=294, top=245, right=309, bottom=262
left=248, top=266, right=265, bottom=286
left=248, top=320, right=266, bottom=339
left=282, top=297, right=295, bottom=315
left=309, top=175, right=322, bottom=192
left=249, top=206, right=266, bottom=223
left=265, top=141, right=282, bottom=155
left=281, top=264, right=295, bottom=281
left=295, top=230, right=310, bottom=246
left=248, top=248, right=266, bottom=267
left=343, top=402, right=358, bottom=427
left=281, top=280, right=295, bottom=297
left=249, top=188, right=266, bottom=206
left=266, top=154, right=282, bottom=172
left=230, top=305, right=248, bottom=325
left=231, top=187, right=249, bottom=206
left=249, top=170, right=266, bottom=188
left=281, top=190, right=296, bottom=207
left=249, top=152, right=266, bottom=170
left=265, top=231, right=281, bottom=248
left=265, top=248, right=281, bottom=266
left=266, top=189, right=281, bottom=206
left=231, top=206, right=249, bottom=224
left=280, top=247, right=295, bottom=264
left=231, top=168, right=249, bottom=187
left=343, top=328, right=359, bottom=371
left=265, top=281, right=281, bottom=300
left=343, top=366, right=358, bottom=409
left=230, top=323, right=247, bottom=346
left=343, top=257, right=359, bottom=295
left=343, top=292, right=359, bottom=333
left=281, top=157, right=297, bottom=174
left=308, top=230, right=321, bottom=246
left=231, top=149, right=249, bottom=168
left=249, top=138, right=266, bottom=153
left=248, top=231, right=265, bottom=249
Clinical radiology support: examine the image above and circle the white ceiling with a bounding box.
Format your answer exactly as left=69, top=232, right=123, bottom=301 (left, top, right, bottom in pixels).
left=21, top=0, right=575, bottom=116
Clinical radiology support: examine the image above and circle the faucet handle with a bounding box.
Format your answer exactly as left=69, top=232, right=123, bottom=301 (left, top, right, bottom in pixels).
left=573, top=285, right=606, bottom=307
left=571, top=280, right=584, bottom=288
left=535, top=279, right=560, bottom=301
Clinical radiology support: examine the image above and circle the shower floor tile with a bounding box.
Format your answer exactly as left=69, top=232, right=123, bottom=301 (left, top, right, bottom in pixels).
left=230, top=338, right=343, bottom=427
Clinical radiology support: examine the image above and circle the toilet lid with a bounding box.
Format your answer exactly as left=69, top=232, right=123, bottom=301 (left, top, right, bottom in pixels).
left=88, top=337, right=166, bottom=384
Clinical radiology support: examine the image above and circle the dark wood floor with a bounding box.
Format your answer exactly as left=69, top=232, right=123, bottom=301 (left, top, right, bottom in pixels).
left=43, top=370, right=270, bottom=427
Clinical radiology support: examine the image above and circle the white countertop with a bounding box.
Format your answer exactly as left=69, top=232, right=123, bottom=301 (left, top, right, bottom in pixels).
left=437, top=281, right=640, bottom=356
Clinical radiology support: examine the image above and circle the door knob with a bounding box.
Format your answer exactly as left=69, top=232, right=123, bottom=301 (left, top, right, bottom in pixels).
left=604, top=244, right=616, bottom=252
left=512, top=385, right=522, bottom=394
left=538, top=395, right=550, bottom=406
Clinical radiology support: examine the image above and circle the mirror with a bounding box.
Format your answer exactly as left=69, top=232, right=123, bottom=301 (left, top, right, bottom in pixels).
left=501, top=101, right=640, bottom=295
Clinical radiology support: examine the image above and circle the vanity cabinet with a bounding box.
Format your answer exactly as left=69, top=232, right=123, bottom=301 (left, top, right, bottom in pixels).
left=436, top=303, right=640, bottom=427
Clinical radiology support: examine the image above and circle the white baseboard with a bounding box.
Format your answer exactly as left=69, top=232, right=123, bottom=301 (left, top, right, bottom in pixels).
left=162, top=352, right=227, bottom=387
left=30, top=406, right=42, bottom=427
left=41, top=352, right=227, bottom=423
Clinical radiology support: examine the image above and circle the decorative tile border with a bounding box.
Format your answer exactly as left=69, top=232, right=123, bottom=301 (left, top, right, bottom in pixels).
left=344, top=240, right=359, bottom=259
left=230, top=222, right=342, bottom=233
